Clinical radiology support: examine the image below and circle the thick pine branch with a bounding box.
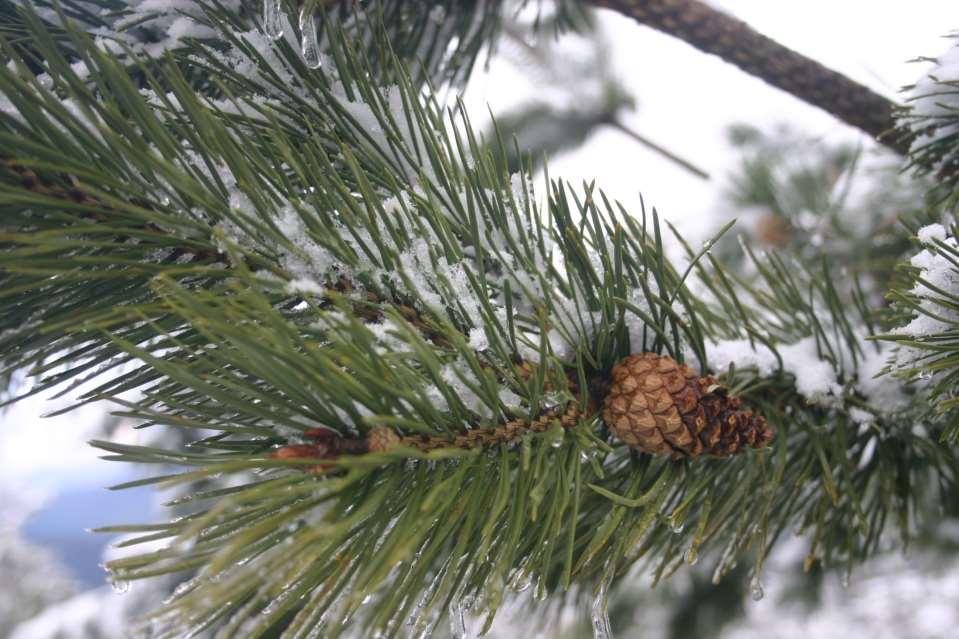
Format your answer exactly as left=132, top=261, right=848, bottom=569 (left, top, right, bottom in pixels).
left=591, top=0, right=910, bottom=154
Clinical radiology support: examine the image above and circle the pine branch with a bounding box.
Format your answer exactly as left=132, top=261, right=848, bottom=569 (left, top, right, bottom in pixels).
left=590, top=0, right=910, bottom=154
left=607, top=118, right=709, bottom=180
left=3, top=4, right=957, bottom=636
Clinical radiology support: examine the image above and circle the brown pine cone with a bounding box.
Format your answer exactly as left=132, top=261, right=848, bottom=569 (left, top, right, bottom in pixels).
left=602, top=353, right=773, bottom=458
left=755, top=212, right=792, bottom=248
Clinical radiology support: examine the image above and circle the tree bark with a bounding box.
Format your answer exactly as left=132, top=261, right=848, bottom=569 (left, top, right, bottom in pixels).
left=590, top=0, right=909, bottom=155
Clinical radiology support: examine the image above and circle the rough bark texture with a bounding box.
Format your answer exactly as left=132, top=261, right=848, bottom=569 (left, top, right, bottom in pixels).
left=591, top=0, right=909, bottom=155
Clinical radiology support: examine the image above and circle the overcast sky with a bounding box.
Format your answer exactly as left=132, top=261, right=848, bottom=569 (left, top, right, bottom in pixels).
left=2, top=1, right=956, bottom=491
left=464, top=1, right=957, bottom=242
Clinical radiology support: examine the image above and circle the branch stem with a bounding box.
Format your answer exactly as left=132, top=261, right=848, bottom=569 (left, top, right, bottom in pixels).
left=608, top=119, right=711, bottom=180
left=591, top=0, right=909, bottom=155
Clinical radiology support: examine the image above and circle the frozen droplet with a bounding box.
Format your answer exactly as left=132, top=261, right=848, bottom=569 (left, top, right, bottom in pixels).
left=545, top=425, right=564, bottom=448
left=711, top=564, right=723, bottom=585
left=448, top=600, right=467, bottom=639
left=749, top=576, right=764, bottom=601
left=111, top=578, right=130, bottom=594
left=532, top=573, right=549, bottom=601
left=510, top=571, right=533, bottom=593
left=590, top=579, right=612, bottom=639
left=299, top=8, right=322, bottom=69
left=262, top=0, right=284, bottom=39
left=683, top=547, right=698, bottom=566
left=428, top=5, right=447, bottom=23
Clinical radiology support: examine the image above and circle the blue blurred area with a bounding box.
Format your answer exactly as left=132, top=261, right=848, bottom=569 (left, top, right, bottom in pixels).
left=21, top=476, right=157, bottom=587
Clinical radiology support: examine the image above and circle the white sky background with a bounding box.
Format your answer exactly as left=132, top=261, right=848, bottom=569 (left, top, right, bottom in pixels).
left=464, top=1, right=958, bottom=244
left=1, top=1, right=957, bottom=495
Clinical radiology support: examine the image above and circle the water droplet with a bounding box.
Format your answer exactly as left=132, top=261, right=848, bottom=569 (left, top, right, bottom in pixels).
left=428, top=5, right=447, bottom=23
left=111, top=578, right=130, bottom=594
left=448, top=599, right=467, bottom=639
left=262, top=0, right=284, bottom=39
left=841, top=571, right=850, bottom=588
left=362, top=593, right=373, bottom=605
left=510, top=571, right=533, bottom=593
left=918, top=370, right=933, bottom=381
left=546, top=424, right=564, bottom=448
left=749, top=576, right=764, bottom=601
left=671, top=522, right=685, bottom=535
left=701, top=240, right=713, bottom=250
left=711, top=567, right=722, bottom=585
left=684, top=547, right=698, bottom=566
left=299, top=8, right=322, bottom=69
left=590, top=579, right=612, bottom=639
left=530, top=573, right=550, bottom=601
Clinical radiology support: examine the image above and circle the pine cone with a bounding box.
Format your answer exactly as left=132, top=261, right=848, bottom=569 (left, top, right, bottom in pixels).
left=602, top=353, right=773, bottom=458
left=755, top=212, right=792, bottom=248
left=367, top=426, right=401, bottom=453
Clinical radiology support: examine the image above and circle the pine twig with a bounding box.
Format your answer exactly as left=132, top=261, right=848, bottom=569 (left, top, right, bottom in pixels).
left=590, top=0, right=910, bottom=155
left=607, top=118, right=710, bottom=180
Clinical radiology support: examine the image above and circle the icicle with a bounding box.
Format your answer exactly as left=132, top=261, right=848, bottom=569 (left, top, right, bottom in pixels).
left=509, top=570, right=533, bottom=593
left=448, top=599, right=467, bottom=639
left=110, top=578, right=131, bottom=594
left=749, top=575, right=764, bottom=601
left=299, top=7, right=322, bottom=69
left=840, top=569, right=851, bottom=589
left=590, top=579, right=613, bottom=639
left=262, top=0, right=284, bottom=39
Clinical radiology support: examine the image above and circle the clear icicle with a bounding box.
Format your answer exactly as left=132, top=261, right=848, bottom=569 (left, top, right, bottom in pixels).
left=299, top=7, right=322, bottom=69
left=110, top=578, right=130, bottom=594
left=749, top=575, right=765, bottom=601
left=448, top=599, right=467, bottom=639
left=590, top=579, right=613, bottom=639
left=262, top=0, right=284, bottom=39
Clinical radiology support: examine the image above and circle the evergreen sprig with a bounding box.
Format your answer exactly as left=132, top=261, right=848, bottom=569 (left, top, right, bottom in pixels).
left=898, top=33, right=959, bottom=211
left=1, top=3, right=955, bottom=638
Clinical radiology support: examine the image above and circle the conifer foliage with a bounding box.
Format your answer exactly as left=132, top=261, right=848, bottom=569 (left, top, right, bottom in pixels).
left=1, top=2, right=958, bottom=638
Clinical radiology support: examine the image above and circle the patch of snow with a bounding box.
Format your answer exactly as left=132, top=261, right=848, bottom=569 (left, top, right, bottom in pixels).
left=707, top=337, right=841, bottom=404
left=894, top=232, right=959, bottom=343
left=918, top=223, right=948, bottom=244
left=905, top=36, right=959, bottom=161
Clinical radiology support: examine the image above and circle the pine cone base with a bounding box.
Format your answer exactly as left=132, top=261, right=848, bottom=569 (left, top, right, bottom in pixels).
left=602, top=353, right=773, bottom=458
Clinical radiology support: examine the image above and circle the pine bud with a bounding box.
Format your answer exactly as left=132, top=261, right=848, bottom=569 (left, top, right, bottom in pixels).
left=367, top=426, right=401, bottom=453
